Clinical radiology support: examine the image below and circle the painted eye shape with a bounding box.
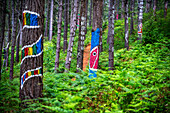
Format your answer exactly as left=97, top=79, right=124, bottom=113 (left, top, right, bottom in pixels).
left=93, top=52, right=96, bottom=56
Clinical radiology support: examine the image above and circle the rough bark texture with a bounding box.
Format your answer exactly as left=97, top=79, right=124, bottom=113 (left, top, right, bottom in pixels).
left=138, top=0, right=143, bottom=40
left=124, top=0, right=129, bottom=50
left=19, top=0, right=44, bottom=101
left=44, top=0, right=50, bottom=37
left=65, top=0, right=78, bottom=71
left=49, top=0, right=53, bottom=40
left=55, top=0, right=63, bottom=70
left=130, top=0, right=134, bottom=34
left=153, top=0, right=156, bottom=16
left=10, top=0, right=17, bottom=80
left=121, top=0, right=125, bottom=19
left=108, top=0, right=115, bottom=70
left=77, top=0, right=87, bottom=72
left=89, top=0, right=92, bottom=26
left=164, top=0, right=168, bottom=18
left=0, top=0, right=6, bottom=80
left=63, top=0, right=68, bottom=52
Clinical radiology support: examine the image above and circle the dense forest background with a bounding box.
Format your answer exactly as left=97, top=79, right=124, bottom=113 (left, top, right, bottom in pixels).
left=0, top=0, right=169, bottom=112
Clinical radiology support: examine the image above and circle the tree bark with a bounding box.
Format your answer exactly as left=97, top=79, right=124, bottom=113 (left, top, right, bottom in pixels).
left=85, top=0, right=88, bottom=35
left=63, top=0, right=68, bottom=52
left=121, top=0, right=125, bottom=19
left=130, top=0, right=134, bottom=34
left=55, top=0, right=63, bottom=70
left=124, top=0, right=129, bottom=50
left=164, top=0, right=168, bottom=18
left=0, top=0, right=6, bottom=80
left=65, top=0, right=78, bottom=71
left=138, top=0, right=143, bottom=41
left=153, top=0, right=156, bottom=16
left=145, top=0, right=152, bottom=13
left=44, top=0, right=50, bottom=37
left=77, top=0, right=87, bottom=72
left=49, top=0, right=54, bottom=40
left=108, top=0, right=115, bottom=70
left=20, top=0, right=44, bottom=101
left=89, top=0, right=92, bottom=26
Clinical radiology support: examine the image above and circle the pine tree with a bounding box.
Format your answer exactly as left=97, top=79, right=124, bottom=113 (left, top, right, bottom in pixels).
left=138, top=0, right=143, bottom=41
left=124, top=0, right=129, bottom=50
left=49, top=0, right=54, bottom=40
left=89, top=0, right=93, bottom=26
left=130, top=0, right=134, bottom=34
left=44, top=0, right=50, bottom=37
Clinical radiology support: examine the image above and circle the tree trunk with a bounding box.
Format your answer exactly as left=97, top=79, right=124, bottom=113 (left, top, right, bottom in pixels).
left=124, top=0, right=129, bottom=50
left=145, top=0, right=152, bottom=13
left=76, top=0, right=80, bottom=29
left=63, top=0, right=68, bottom=52
left=108, top=0, right=115, bottom=70
left=44, top=0, right=50, bottom=37
left=153, top=0, right=156, bottom=16
left=77, top=0, right=87, bottom=72
left=0, top=0, right=6, bottom=80
left=117, top=0, right=120, bottom=20
left=85, top=0, right=88, bottom=34
left=138, top=0, right=143, bottom=41
left=164, top=0, right=168, bottom=18
left=130, top=0, right=134, bottom=34
left=19, top=0, right=44, bottom=101
left=49, top=0, right=54, bottom=40
left=55, top=0, right=63, bottom=70
left=121, top=0, right=125, bottom=19
left=67, top=0, right=70, bottom=26
left=65, top=0, right=78, bottom=71
left=89, top=0, right=92, bottom=26
left=10, top=0, right=17, bottom=80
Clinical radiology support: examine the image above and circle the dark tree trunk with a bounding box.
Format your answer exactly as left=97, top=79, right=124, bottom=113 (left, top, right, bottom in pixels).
left=138, top=0, right=143, bottom=41
left=55, top=0, right=63, bottom=70
left=67, top=0, right=70, bottom=26
left=153, top=0, right=156, bottom=16
left=19, top=0, right=44, bottom=101
left=0, top=0, right=6, bottom=80
left=49, top=0, right=53, bottom=40
left=124, top=0, right=129, bottom=50
left=10, top=0, right=17, bottom=80
left=108, top=0, right=115, bottom=70
left=117, top=0, right=120, bottom=20
left=63, top=0, right=68, bottom=52
left=164, top=0, right=168, bottom=18
left=77, top=0, right=87, bottom=72
left=121, top=0, right=125, bottom=19
left=85, top=0, right=88, bottom=34
left=130, top=0, right=134, bottom=34
left=89, top=0, right=92, bottom=26
left=44, top=0, right=50, bottom=37
left=65, top=0, right=78, bottom=71
left=76, top=0, right=80, bottom=29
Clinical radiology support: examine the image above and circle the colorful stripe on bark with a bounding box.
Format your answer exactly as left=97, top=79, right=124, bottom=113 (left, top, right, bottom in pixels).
left=89, top=28, right=100, bottom=79
left=138, top=23, right=143, bottom=34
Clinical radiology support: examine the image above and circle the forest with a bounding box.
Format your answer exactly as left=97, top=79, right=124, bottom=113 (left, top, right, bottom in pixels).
left=0, top=0, right=169, bottom=112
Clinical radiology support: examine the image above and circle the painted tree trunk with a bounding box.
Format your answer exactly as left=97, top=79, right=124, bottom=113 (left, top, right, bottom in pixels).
left=124, top=0, right=129, bottom=50
left=49, top=0, right=54, bottom=40
left=44, top=0, right=50, bottom=37
left=19, top=0, right=44, bottom=101
left=0, top=0, right=6, bottom=80
left=153, top=0, right=156, bottom=16
left=130, top=0, right=134, bottom=34
left=164, top=0, right=168, bottom=18
left=6, top=0, right=11, bottom=68
left=138, top=0, right=143, bottom=41
left=55, top=0, right=63, bottom=70
left=63, top=0, right=68, bottom=52
left=77, top=0, right=87, bottom=72
left=89, top=0, right=92, bottom=26
left=65, top=0, right=78, bottom=71
left=10, top=0, right=17, bottom=80
left=108, top=0, right=115, bottom=71
left=121, top=0, right=125, bottom=19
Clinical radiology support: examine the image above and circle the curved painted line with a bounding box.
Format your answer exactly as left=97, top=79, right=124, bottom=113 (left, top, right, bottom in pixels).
left=23, top=10, right=40, bottom=16
left=23, top=25, right=40, bottom=30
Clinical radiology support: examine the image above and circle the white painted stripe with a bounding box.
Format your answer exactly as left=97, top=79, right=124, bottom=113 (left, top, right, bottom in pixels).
left=21, top=67, right=42, bottom=79
left=23, top=25, right=40, bottom=30
left=23, top=10, right=40, bottom=16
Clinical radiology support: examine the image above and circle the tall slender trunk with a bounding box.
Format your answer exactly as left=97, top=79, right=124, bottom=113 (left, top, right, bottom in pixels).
left=0, top=0, right=6, bottom=80
left=108, top=0, right=115, bottom=70
left=98, top=0, right=103, bottom=52
left=44, top=0, right=50, bottom=37
left=49, top=0, right=54, bottom=40
left=67, top=0, right=70, bottom=26
left=145, top=0, right=152, bottom=13
left=130, top=0, right=134, bottom=34
left=55, top=0, right=63, bottom=70
left=164, top=0, right=168, bottom=18
left=153, top=0, right=156, bottom=16
left=77, top=0, right=87, bottom=72
left=76, top=0, right=80, bottom=29
left=121, top=0, right=125, bottom=19
left=117, top=0, right=120, bottom=20
left=124, top=0, right=129, bottom=50
left=114, top=0, right=117, bottom=20
left=19, top=0, right=44, bottom=101
left=63, top=0, right=68, bottom=52
left=85, top=0, right=88, bottom=34
left=65, top=0, right=78, bottom=71
left=89, top=0, right=92, bottom=26
left=138, top=0, right=143, bottom=41
left=10, top=0, right=17, bottom=80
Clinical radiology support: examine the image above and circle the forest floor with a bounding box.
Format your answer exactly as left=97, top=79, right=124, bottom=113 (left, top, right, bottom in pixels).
left=83, top=43, right=91, bottom=71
